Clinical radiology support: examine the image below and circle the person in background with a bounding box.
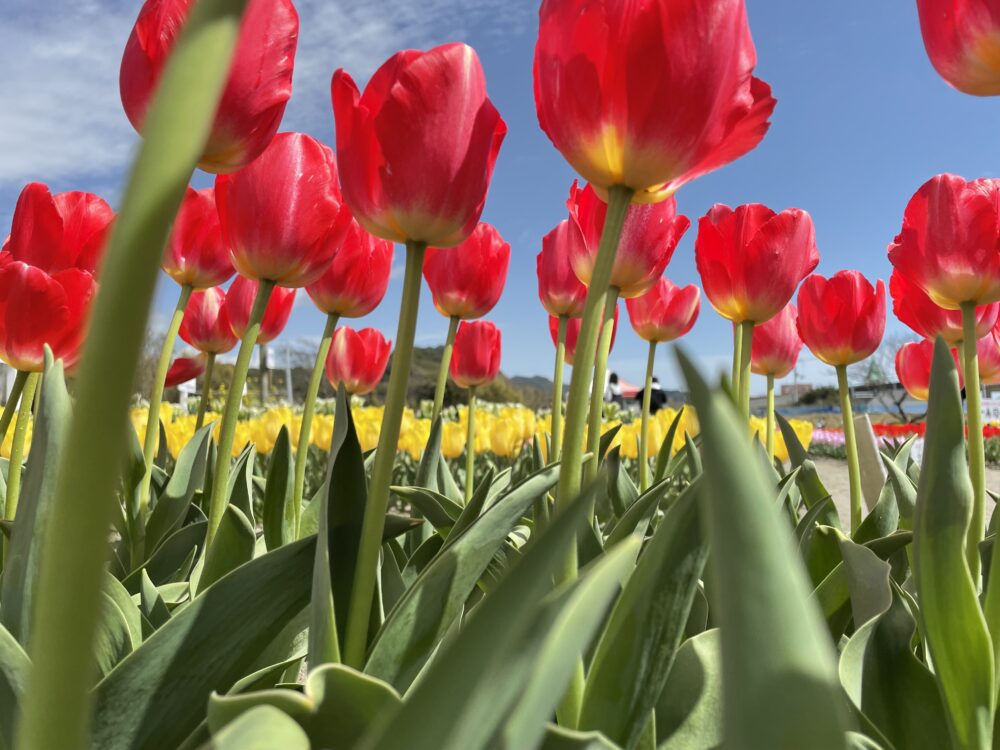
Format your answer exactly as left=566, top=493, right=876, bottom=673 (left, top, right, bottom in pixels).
left=606, top=371, right=624, bottom=406
left=635, top=376, right=667, bottom=414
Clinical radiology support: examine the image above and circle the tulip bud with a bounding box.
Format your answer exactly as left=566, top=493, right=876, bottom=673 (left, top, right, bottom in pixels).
left=533, top=0, right=775, bottom=198
left=179, top=287, right=239, bottom=354
left=325, top=326, right=391, bottom=396
left=537, top=220, right=588, bottom=318
left=979, top=327, right=1000, bottom=384
left=797, top=271, right=886, bottom=366
left=567, top=181, right=689, bottom=298
left=305, top=218, right=394, bottom=318
left=450, top=320, right=502, bottom=389
left=896, top=339, right=962, bottom=401
left=224, top=275, right=296, bottom=344
left=916, top=0, right=1000, bottom=96
left=552, top=303, right=619, bottom=367
left=332, top=43, right=506, bottom=247
left=423, top=223, right=510, bottom=320
left=162, top=187, right=233, bottom=289
left=889, top=268, right=999, bottom=345
left=625, top=277, right=700, bottom=343
left=750, top=303, right=803, bottom=378
left=120, top=0, right=298, bottom=173
left=695, top=203, right=818, bottom=324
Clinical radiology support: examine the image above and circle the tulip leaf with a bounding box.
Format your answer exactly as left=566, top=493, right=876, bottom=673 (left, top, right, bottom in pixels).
left=538, top=725, right=619, bottom=750
left=678, top=349, right=850, bottom=747
left=436, top=455, right=463, bottom=505
left=598, top=424, right=622, bottom=464
left=912, top=339, right=994, bottom=749
left=91, top=536, right=316, bottom=750
left=105, top=572, right=143, bottom=649
left=139, top=570, right=172, bottom=632
left=392, top=486, right=462, bottom=529
left=653, top=408, right=685, bottom=484
left=0, top=353, right=70, bottom=647
left=0, top=622, right=30, bottom=750
left=364, top=462, right=560, bottom=692
left=580, top=479, right=706, bottom=749
left=415, top=417, right=442, bottom=492
left=606, top=447, right=637, bottom=518
left=655, top=629, right=723, bottom=750
left=604, top=478, right=672, bottom=550
left=227, top=444, right=257, bottom=526
left=262, top=425, right=295, bottom=550
left=145, top=424, right=214, bottom=554
left=123, top=520, right=207, bottom=593
left=200, top=706, right=310, bottom=750
left=199, top=504, right=255, bottom=592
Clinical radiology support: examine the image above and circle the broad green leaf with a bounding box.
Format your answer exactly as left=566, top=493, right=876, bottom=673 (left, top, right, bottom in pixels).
left=881, top=457, right=916, bottom=528
left=655, top=629, right=722, bottom=750
left=365, top=463, right=560, bottom=692
left=913, top=339, right=994, bottom=749
left=853, top=480, right=900, bottom=546
left=122, top=520, right=206, bottom=593
left=598, top=424, right=622, bottom=464
left=604, top=478, right=673, bottom=551
left=778, top=414, right=842, bottom=529
left=606, top=447, right=638, bottom=517
left=391, top=486, right=462, bottom=529
left=94, top=593, right=134, bottom=678
left=581, top=483, right=707, bottom=750
left=145, top=424, right=213, bottom=553
left=653, top=408, right=685, bottom=484
left=436, top=454, right=463, bottom=505
left=415, top=417, right=442, bottom=492
left=226, top=444, right=257, bottom=526
left=199, top=706, right=309, bottom=750
left=262, top=426, right=294, bottom=551
left=105, top=572, right=143, bottom=650
left=139, top=570, right=172, bottom=631
left=91, top=536, right=316, bottom=750
left=0, top=623, right=29, bottom=750
left=199, top=504, right=255, bottom=592
left=679, top=350, right=850, bottom=747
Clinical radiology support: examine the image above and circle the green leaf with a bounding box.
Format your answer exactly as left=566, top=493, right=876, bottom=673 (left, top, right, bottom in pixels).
left=0, top=354, right=71, bottom=647
left=0, top=622, right=30, bottom=750
left=199, top=504, right=255, bottom=592
left=262, top=426, right=295, bottom=551
left=122, top=519, right=206, bottom=593
left=655, top=629, right=722, bottom=750
left=580, top=483, right=707, bottom=750
left=227, top=444, right=257, bottom=526
left=199, top=706, right=309, bottom=750
left=91, top=536, right=316, bottom=750
left=145, top=424, right=213, bottom=554
left=913, top=338, right=994, bottom=749
left=365, top=463, right=560, bottom=692
left=391, top=486, right=460, bottom=530
left=852, top=480, right=900, bottom=546
left=436, top=454, right=463, bottom=505
left=678, top=349, right=850, bottom=747
left=606, top=447, right=638, bottom=518
left=604, top=478, right=672, bottom=551
left=539, top=725, right=619, bottom=750
left=653, top=408, right=685, bottom=484
left=415, top=417, right=442, bottom=492
left=105, top=572, right=143, bottom=650
left=139, top=570, right=172, bottom=631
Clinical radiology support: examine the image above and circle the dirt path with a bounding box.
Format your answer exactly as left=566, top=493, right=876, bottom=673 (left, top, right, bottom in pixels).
left=811, top=456, right=1000, bottom=527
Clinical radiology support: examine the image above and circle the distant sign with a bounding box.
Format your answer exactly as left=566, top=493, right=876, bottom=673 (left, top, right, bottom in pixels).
left=177, top=380, right=197, bottom=395
left=982, top=399, right=1000, bottom=423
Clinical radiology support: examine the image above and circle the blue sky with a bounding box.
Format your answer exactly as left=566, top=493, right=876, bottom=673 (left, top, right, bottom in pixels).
left=2, top=0, right=999, bottom=394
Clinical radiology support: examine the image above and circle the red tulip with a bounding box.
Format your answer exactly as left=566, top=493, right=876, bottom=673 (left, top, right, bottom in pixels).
left=165, top=353, right=207, bottom=387
left=162, top=187, right=233, bottom=289
left=450, top=320, right=502, bottom=388
left=916, top=0, right=1000, bottom=96
left=332, top=43, right=506, bottom=247
left=979, top=326, right=1000, bottom=384
left=537, top=219, right=588, bottom=318
left=888, top=174, right=1000, bottom=309
left=216, top=132, right=346, bottom=288
left=0, top=183, right=114, bottom=372
left=567, top=181, right=689, bottom=298
left=695, top=203, right=818, bottom=324
left=120, top=0, right=298, bottom=173
left=423, top=223, right=510, bottom=320
left=889, top=268, right=998, bottom=345
left=750, top=303, right=803, bottom=378
left=625, top=277, right=700, bottom=343
left=553, top=303, right=619, bottom=367
left=797, top=271, right=886, bottom=366
left=896, top=339, right=962, bottom=401
left=224, top=275, right=295, bottom=345
left=533, top=0, right=776, bottom=198
left=325, top=326, right=392, bottom=395
left=179, top=287, right=238, bottom=354
left=305, top=217, right=394, bottom=318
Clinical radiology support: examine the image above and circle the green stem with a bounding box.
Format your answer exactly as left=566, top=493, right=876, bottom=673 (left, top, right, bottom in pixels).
left=837, top=365, right=863, bottom=533
left=0, top=369, right=29, bottom=448
left=206, top=279, right=275, bottom=549
left=195, top=352, right=216, bottom=431
left=962, top=303, right=986, bottom=582
left=431, top=316, right=459, bottom=424
left=766, top=373, right=775, bottom=464
left=343, top=242, right=426, bottom=669
left=465, top=387, right=476, bottom=504
left=551, top=316, right=568, bottom=462
left=731, top=322, right=742, bottom=396
left=293, top=313, right=339, bottom=536
left=738, top=320, right=754, bottom=419
left=139, top=284, right=192, bottom=515
left=584, top=288, right=619, bottom=486
left=4, top=371, right=38, bottom=526
left=15, top=3, right=249, bottom=747
left=553, top=184, right=632, bottom=730
left=639, top=340, right=656, bottom=493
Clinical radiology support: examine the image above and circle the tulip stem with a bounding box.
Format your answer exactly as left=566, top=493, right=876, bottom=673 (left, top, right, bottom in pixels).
left=766, top=373, right=775, bottom=464
left=195, top=352, right=216, bottom=431
left=962, top=303, right=986, bottom=582
left=551, top=316, right=568, bottom=463
left=4, top=370, right=38, bottom=530
left=731, top=323, right=742, bottom=396
left=206, top=279, right=275, bottom=550
left=138, top=283, right=192, bottom=516
left=465, top=387, right=477, bottom=504
left=836, top=364, right=863, bottom=533
left=552, top=183, right=632, bottom=731
left=584, top=288, right=619, bottom=488
left=639, top=340, right=657, bottom=493
left=738, top=320, right=754, bottom=419
left=343, top=241, right=426, bottom=669
left=431, top=316, right=459, bottom=423
left=0, top=369, right=29, bottom=448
